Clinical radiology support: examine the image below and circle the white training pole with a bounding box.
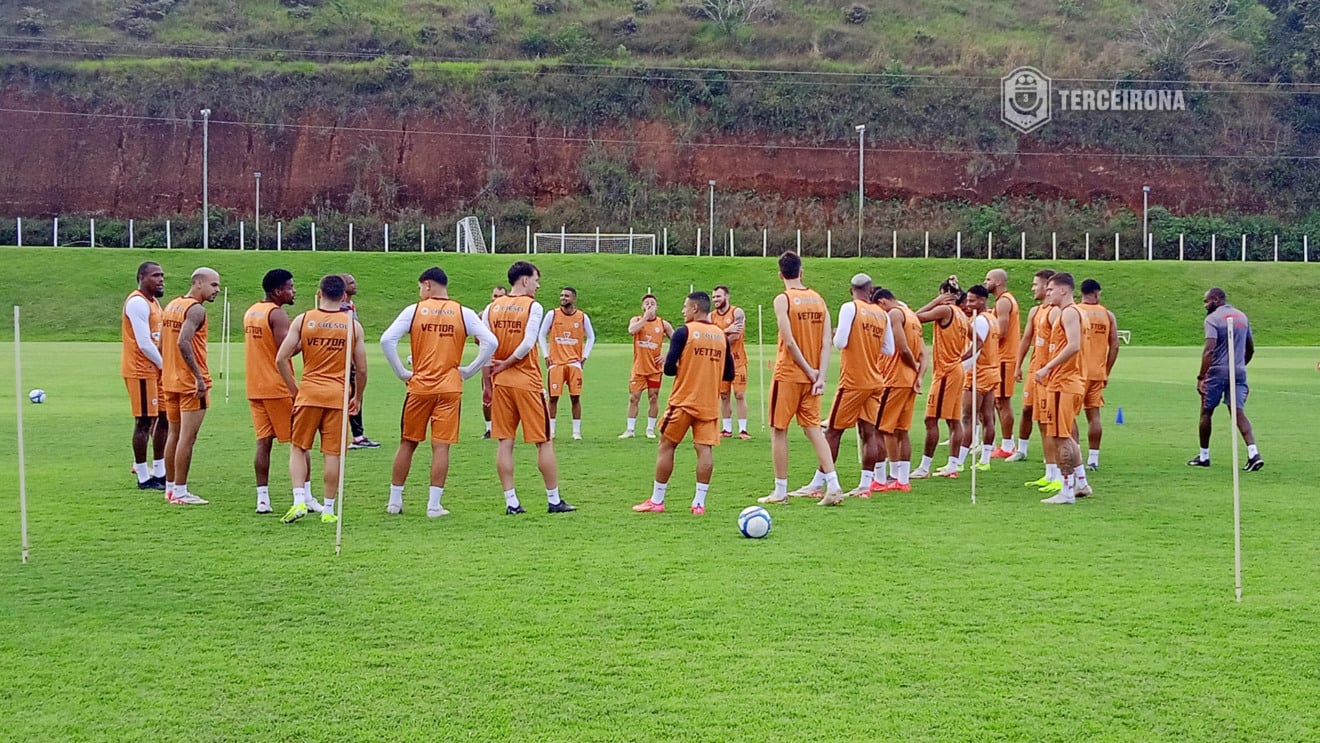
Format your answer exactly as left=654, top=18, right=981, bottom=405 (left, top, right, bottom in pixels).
left=223, top=290, right=232, bottom=403
left=14, top=307, right=29, bottom=563
left=334, top=316, right=354, bottom=556
left=1228, top=317, right=1242, bottom=602
left=970, top=327, right=978, bottom=505
left=757, top=304, right=767, bottom=431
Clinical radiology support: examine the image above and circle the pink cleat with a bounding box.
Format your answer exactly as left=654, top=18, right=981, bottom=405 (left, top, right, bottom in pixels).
left=690, top=505, right=706, bottom=515
left=632, top=499, right=665, bottom=513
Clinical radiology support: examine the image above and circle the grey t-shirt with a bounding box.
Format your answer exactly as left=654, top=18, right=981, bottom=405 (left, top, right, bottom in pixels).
left=1204, top=304, right=1251, bottom=381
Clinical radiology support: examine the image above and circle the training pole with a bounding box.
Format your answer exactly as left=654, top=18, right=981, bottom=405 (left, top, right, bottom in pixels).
left=334, top=317, right=354, bottom=556
left=970, top=329, right=978, bottom=505
left=757, top=305, right=766, bottom=430
left=14, top=307, right=29, bottom=563
left=223, top=289, right=232, bottom=403
left=1228, top=317, right=1242, bottom=601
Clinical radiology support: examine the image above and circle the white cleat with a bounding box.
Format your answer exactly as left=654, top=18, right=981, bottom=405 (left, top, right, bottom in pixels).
left=572, top=433, right=583, bottom=441
left=757, top=492, right=788, bottom=505
left=1005, top=451, right=1028, bottom=463
left=171, top=493, right=209, bottom=505
left=1041, top=493, right=1076, bottom=505
left=386, top=502, right=403, bottom=515
left=617, top=430, right=636, bottom=439
left=817, top=489, right=845, bottom=506
left=426, top=506, right=450, bottom=518
left=645, top=429, right=657, bottom=439
left=909, top=468, right=932, bottom=480
left=843, top=486, right=870, bottom=498
left=1075, top=483, right=1093, bottom=497
left=303, top=498, right=324, bottom=514
left=256, top=503, right=273, bottom=514
left=934, top=464, right=961, bottom=478
left=788, top=484, right=823, bottom=497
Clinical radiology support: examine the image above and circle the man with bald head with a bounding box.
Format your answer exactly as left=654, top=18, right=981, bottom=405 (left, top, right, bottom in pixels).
left=982, top=268, right=1022, bottom=458
left=1189, top=287, right=1263, bottom=471
left=160, top=267, right=222, bottom=505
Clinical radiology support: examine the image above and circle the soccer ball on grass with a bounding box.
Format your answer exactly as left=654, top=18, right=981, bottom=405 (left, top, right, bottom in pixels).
left=28, top=389, right=46, bottom=404
left=738, top=505, right=772, bottom=539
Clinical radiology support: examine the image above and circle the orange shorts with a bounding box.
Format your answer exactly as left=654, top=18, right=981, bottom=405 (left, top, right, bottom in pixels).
left=962, top=366, right=1001, bottom=395
left=161, top=388, right=209, bottom=422
left=629, top=374, right=662, bottom=393
left=875, top=386, right=917, bottom=434
left=491, top=385, right=550, bottom=444
left=769, top=380, right=821, bottom=430
left=997, top=361, right=1018, bottom=399
left=547, top=364, right=583, bottom=398
left=1033, top=380, right=1050, bottom=423
left=1041, top=390, right=1082, bottom=438
left=719, top=363, right=748, bottom=395
left=1023, top=369, right=1040, bottom=408
left=250, top=396, right=294, bottom=442
left=401, top=391, right=461, bottom=444
left=291, top=405, right=347, bottom=456
left=925, top=372, right=964, bottom=421
left=826, top=387, right=880, bottom=431
left=1084, top=379, right=1106, bottom=409
left=658, top=406, right=720, bottom=447
left=126, top=376, right=160, bottom=419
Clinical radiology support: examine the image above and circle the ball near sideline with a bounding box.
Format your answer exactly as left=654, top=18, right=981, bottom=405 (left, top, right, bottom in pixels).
left=28, top=389, right=47, bottom=404
left=738, top=505, right=772, bottom=539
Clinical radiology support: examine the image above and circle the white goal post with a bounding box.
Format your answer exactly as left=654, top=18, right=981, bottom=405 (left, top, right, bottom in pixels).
left=456, top=216, right=488, bottom=253
left=533, top=229, right=656, bottom=255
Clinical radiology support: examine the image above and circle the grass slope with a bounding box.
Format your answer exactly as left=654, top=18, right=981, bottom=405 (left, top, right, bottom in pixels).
left=2, top=247, right=1319, bottom=345
left=0, top=342, right=1318, bottom=740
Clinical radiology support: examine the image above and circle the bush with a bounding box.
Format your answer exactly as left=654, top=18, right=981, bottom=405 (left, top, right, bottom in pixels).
left=843, top=4, right=871, bottom=25
left=533, top=0, right=560, bottom=14
left=613, top=16, right=638, bottom=36
left=520, top=30, right=552, bottom=57
left=453, top=8, right=496, bottom=43
left=633, top=0, right=654, bottom=15
left=16, top=6, right=47, bottom=35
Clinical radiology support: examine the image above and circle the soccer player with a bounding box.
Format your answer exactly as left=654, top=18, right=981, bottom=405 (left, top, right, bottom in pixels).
left=956, top=285, right=1001, bottom=472
left=1034, top=272, right=1091, bottom=504
left=757, top=252, right=845, bottom=507
left=480, top=285, right=507, bottom=439
left=276, top=274, right=368, bottom=524
left=983, top=268, right=1022, bottom=458
left=913, top=277, right=968, bottom=479
left=122, top=261, right=167, bottom=491
left=711, top=285, right=751, bottom=439
left=160, top=267, right=221, bottom=505
left=341, top=273, right=379, bottom=450
left=539, top=286, right=595, bottom=440
left=620, top=294, right=674, bottom=439
left=243, top=268, right=312, bottom=514
left=1008, top=268, right=1055, bottom=463
left=1188, top=288, right=1263, bottom=471
left=633, top=291, right=735, bottom=515
left=381, top=267, right=497, bottom=517
left=872, top=288, right=925, bottom=493
left=487, top=261, right=577, bottom=515
left=1077, top=279, right=1120, bottom=470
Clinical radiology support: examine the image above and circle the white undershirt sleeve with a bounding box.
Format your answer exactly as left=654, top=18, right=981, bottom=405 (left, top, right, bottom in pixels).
left=582, top=314, right=596, bottom=361
left=538, top=309, right=554, bottom=359
left=510, top=302, right=543, bottom=361
left=124, top=295, right=164, bottom=369
left=882, top=320, right=895, bottom=356
left=833, top=301, right=856, bottom=350
left=380, top=305, right=417, bottom=381
left=460, top=308, right=498, bottom=380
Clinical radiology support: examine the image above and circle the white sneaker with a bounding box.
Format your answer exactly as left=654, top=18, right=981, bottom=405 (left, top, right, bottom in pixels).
left=645, top=429, right=657, bottom=439
left=789, top=484, right=823, bottom=497
left=843, top=486, right=870, bottom=498
left=1075, top=483, right=1093, bottom=497
left=172, top=493, right=208, bottom=505
left=426, top=506, right=450, bottom=518
left=617, top=430, right=635, bottom=439
left=934, top=464, right=961, bottom=478
left=910, top=468, right=931, bottom=480
left=386, top=502, right=403, bottom=515
left=256, top=503, right=272, bottom=514
left=1005, top=451, right=1028, bottom=462
left=1041, top=493, right=1075, bottom=504
left=758, top=492, right=788, bottom=505
left=572, top=433, right=583, bottom=441
left=303, top=498, right=324, bottom=514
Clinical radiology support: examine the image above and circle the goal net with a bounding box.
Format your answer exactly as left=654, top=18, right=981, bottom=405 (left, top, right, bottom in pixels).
left=533, top=231, right=656, bottom=255
left=457, top=216, right=488, bottom=253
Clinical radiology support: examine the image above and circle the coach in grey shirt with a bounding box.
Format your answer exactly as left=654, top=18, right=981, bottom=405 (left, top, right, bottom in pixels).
left=1187, top=288, right=1263, bottom=471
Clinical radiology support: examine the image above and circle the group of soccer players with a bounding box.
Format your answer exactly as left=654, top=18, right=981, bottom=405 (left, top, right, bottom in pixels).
left=120, top=253, right=1128, bottom=522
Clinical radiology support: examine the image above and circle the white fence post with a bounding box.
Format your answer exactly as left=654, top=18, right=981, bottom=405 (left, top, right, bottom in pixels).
left=239, top=221, right=245, bottom=251
left=14, top=218, right=20, bottom=247
left=987, top=231, right=993, bottom=260
left=1273, top=234, right=1278, bottom=262
left=891, top=230, right=897, bottom=259
left=924, top=231, right=929, bottom=259
left=1241, top=234, right=1247, bottom=262
left=166, top=220, right=171, bottom=249
left=385, top=224, right=390, bottom=253
left=276, top=221, right=282, bottom=251
left=311, top=222, right=317, bottom=252
left=1305, top=235, right=1310, bottom=262
left=1084, top=232, right=1089, bottom=261
left=348, top=223, right=354, bottom=252
left=526, top=224, right=531, bottom=254
left=663, top=227, right=668, bottom=256
left=1052, top=232, right=1057, bottom=261
left=827, top=230, right=832, bottom=258
left=1211, top=234, right=1217, bottom=262
left=560, top=225, right=566, bottom=254
left=490, top=219, right=495, bottom=252
left=796, top=229, right=801, bottom=252
left=53, top=217, right=58, bottom=247
left=1020, top=231, right=1026, bottom=261
left=421, top=223, right=426, bottom=253
left=956, top=231, right=961, bottom=260
left=729, top=228, right=734, bottom=257
left=128, top=219, right=133, bottom=249
left=1147, top=233, right=1153, bottom=261
left=89, top=219, right=95, bottom=248
left=762, top=229, right=767, bottom=258
left=1179, top=233, right=1185, bottom=261
left=1114, top=232, right=1120, bottom=261
left=596, top=226, right=601, bottom=254
left=696, top=228, right=702, bottom=257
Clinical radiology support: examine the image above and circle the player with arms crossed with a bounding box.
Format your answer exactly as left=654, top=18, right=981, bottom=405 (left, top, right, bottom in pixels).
left=913, top=277, right=968, bottom=479
left=539, top=286, right=595, bottom=440
left=122, top=261, right=167, bottom=491
left=1077, top=279, right=1120, bottom=470
left=276, top=274, right=367, bottom=524
left=1034, top=272, right=1091, bottom=504
left=871, top=288, right=925, bottom=492
left=620, top=294, right=674, bottom=439
left=633, top=291, right=735, bottom=514
left=983, top=268, right=1022, bottom=458
left=160, top=267, right=221, bottom=505
left=381, top=267, right=497, bottom=517
left=1188, top=288, right=1264, bottom=471
left=758, top=252, right=846, bottom=507
left=956, top=285, right=1001, bottom=473
left=710, top=285, right=751, bottom=439
left=487, top=261, right=577, bottom=515
left=1008, top=269, right=1055, bottom=464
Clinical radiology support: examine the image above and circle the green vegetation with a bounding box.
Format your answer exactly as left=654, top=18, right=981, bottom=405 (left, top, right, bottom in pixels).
left=1, top=341, right=1318, bottom=740
left=2, top=248, right=1319, bottom=344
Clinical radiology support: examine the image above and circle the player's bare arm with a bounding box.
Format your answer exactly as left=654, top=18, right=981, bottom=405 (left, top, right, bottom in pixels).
left=1104, top=310, right=1120, bottom=379
left=662, top=319, right=675, bottom=338
left=1017, top=305, right=1039, bottom=377
left=274, top=313, right=305, bottom=399
left=269, top=306, right=292, bottom=349
left=995, top=295, right=1013, bottom=338
left=888, top=308, right=918, bottom=372
left=727, top=308, right=747, bottom=341
left=814, top=309, right=833, bottom=396
left=178, top=303, right=209, bottom=398
left=773, top=293, right=816, bottom=381
left=1037, top=308, right=1081, bottom=382
left=627, top=314, right=646, bottom=335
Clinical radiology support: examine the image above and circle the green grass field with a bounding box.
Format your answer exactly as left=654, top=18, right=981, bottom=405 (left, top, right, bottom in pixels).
left=2, top=338, right=1319, bottom=740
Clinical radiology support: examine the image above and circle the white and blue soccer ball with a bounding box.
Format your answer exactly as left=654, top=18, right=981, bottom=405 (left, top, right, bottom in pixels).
left=738, top=505, right=772, bottom=539
left=28, top=389, right=46, bottom=404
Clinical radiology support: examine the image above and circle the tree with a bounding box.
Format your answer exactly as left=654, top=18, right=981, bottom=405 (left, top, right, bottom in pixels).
left=700, top=0, right=777, bottom=37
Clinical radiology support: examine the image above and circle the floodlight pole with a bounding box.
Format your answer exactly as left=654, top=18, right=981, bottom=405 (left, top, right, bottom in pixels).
left=201, top=108, right=211, bottom=249
left=254, top=172, right=262, bottom=251
left=707, top=180, right=715, bottom=256
left=856, top=124, right=866, bottom=254
left=1142, top=185, right=1151, bottom=260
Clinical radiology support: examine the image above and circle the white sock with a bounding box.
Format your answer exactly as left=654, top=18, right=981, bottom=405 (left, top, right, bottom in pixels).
left=1200, top=447, right=1211, bottom=460
left=981, top=444, right=993, bottom=464
left=485, top=421, right=492, bottom=433
left=134, top=462, right=151, bottom=483
left=651, top=480, right=668, bottom=504
left=256, top=485, right=269, bottom=507
left=304, top=481, right=314, bottom=500
left=389, top=484, right=404, bottom=507
left=626, top=417, right=636, bottom=432
left=823, top=471, right=841, bottom=492
left=647, top=417, right=657, bottom=432
left=165, top=480, right=174, bottom=496
left=1074, top=465, right=1088, bottom=487
left=919, top=455, right=932, bottom=471
left=956, top=446, right=969, bottom=465
left=1001, top=438, right=1016, bottom=453
left=1247, top=444, right=1259, bottom=458
left=693, top=482, right=709, bottom=508
left=1018, top=438, right=1031, bottom=456
left=1061, top=473, right=1075, bottom=499
left=860, top=470, right=873, bottom=489
left=428, top=486, right=444, bottom=510
left=774, top=478, right=788, bottom=497
left=293, top=487, right=307, bottom=506
left=1046, top=464, right=1060, bottom=481
left=549, top=420, right=557, bottom=438
left=572, top=419, right=581, bottom=436
left=547, top=487, right=561, bottom=505
left=151, top=458, right=166, bottom=478
left=897, top=461, right=911, bottom=485
left=324, top=497, right=336, bottom=515
left=738, top=418, right=748, bottom=433
left=873, top=461, right=887, bottom=483
left=722, top=417, right=733, bottom=433
left=504, top=488, right=520, bottom=508
left=175, top=482, right=187, bottom=497
left=807, top=469, right=826, bottom=489
left=1088, top=448, right=1100, bottom=466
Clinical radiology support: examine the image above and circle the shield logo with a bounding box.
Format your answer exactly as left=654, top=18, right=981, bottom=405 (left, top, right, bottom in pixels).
left=1001, top=66, right=1052, bottom=134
